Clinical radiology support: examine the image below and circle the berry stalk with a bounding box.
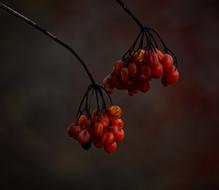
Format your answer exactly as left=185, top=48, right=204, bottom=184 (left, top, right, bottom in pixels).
left=0, top=2, right=96, bottom=85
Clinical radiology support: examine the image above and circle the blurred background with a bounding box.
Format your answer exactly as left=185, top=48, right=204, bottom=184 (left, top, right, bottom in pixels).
left=0, top=0, right=218, bottom=189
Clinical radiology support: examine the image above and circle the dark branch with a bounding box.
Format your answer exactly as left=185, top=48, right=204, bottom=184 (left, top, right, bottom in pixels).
left=0, top=2, right=96, bottom=85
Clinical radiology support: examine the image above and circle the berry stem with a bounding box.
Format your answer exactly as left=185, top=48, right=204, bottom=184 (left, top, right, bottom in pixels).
left=0, top=2, right=96, bottom=85
left=115, top=0, right=144, bottom=30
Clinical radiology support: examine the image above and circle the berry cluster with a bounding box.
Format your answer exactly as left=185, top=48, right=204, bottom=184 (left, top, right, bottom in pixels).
left=103, top=28, right=180, bottom=96
left=67, top=84, right=125, bottom=153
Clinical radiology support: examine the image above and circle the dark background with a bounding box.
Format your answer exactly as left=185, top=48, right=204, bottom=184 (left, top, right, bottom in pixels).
left=0, top=0, right=218, bottom=189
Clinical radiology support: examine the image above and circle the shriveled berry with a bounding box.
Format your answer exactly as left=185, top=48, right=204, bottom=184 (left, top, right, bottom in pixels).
left=132, top=49, right=145, bottom=63
left=108, top=105, right=123, bottom=118
left=155, top=49, right=164, bottom=61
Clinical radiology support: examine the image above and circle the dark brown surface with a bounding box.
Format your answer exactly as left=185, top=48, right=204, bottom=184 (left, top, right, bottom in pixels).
left=0, top=0, right=218, bottom=189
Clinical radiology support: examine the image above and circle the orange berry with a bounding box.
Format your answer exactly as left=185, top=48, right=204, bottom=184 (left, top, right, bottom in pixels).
left=132, top=49, right=145, bottom=63
left=108, top=105, right=123, bottom=118
left=155, top=49, right=164, bottom=61
left=77, top=115, right=89, bottom=127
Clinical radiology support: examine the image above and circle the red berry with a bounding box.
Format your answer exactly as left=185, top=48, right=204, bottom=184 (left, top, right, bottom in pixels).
left=67, top=124, right=81, bottom=139
left=162, top=54, right=174, bottom=71
left=102, top=132, right=115, bottom=145
left=114, top=129, right=125, bottom=142
left=165, top=68, right=180, bottom=85
left=104, top=142, right=117, bottom=153
left=93, top=122, right=104, bottom=137
left=152, top=63, right=163, bottom=78
left=148, top=52, right=160, bottom=68
left=99, top=114, right=110, bottom=128
left=112, top=118, right=124, bottom=129
left=138, top=81, right=150, bottom=93
left=77, top=129, right=91, bottom=144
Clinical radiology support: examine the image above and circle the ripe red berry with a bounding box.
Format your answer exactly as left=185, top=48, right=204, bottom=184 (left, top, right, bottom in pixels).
left=77, top=129, right=91, bottom=145
left=93, top=122, right=104, bottom=137
left=104, top=142, right=117, bottom=153
left=99, top=114, right=110, bottom=128
left=112, top=118, right=124, bottom=129
left=162, top=54, right=174, bottom=71
left=138, top=81, right=150, bottom=93
left=148, top=52, right=160, bottom=68
left=114, top=129, right=125, bottom=142
left=108, top=105, right=123, bottom=118
left=102, top=132, right=115, bottom=145
left=67, top=124, right=81, bottom=139
left=152, top=63, right=163, bottom=78
left=165, top=68, right=179, bottom=85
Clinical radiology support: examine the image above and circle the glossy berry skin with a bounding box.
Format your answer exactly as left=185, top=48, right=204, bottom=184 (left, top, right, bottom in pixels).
left=162, top=54, right=174, bottom=71
left=104, top=142, right=117, bottom=153
left=67, top=124, right=81, bottom=139
left=138, top=81, right=150, bottom=93
left=165, top=68, right=179, bottom=85
left=93, top=122, right=104, bottom=137
left=102, top=132, right=115, bottom=145
left=114, top=129, right=125, bottom=142
left=152, top=63, right=163, bottom=78
left=77, top=129, right=91, bottom=145
left=112, top=118, right=124, bottom=129
left=108, top=105, right=123, bottom=118
left=99, top=114, right=110, bottom=128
